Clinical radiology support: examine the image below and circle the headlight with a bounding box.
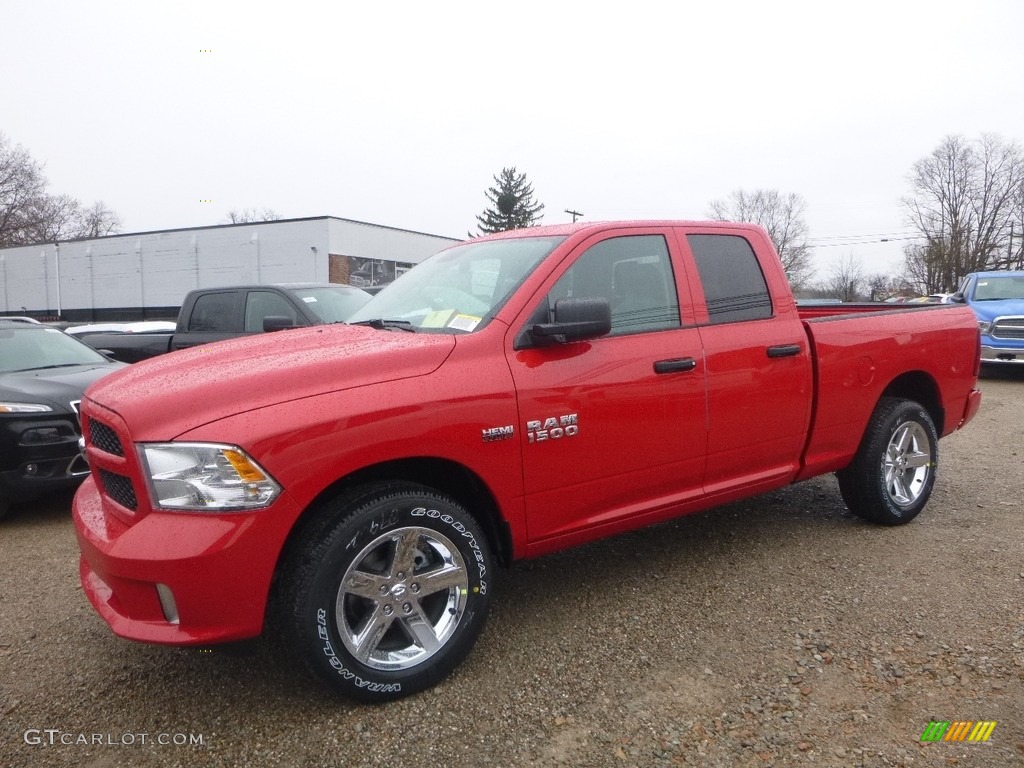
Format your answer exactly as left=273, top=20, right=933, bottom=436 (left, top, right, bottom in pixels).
left=0, top=402, right=53, bottom=413
left=138, top=443, right=282, bottom=511
left=977, top=320, right=992, bottom=335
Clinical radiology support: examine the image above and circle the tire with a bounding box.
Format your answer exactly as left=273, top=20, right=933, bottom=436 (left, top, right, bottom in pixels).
left=282, top=482, right=493, bottom=702
left=837, top=397, right=939, bottom=525
left=0, top=496, right=8, bottom=522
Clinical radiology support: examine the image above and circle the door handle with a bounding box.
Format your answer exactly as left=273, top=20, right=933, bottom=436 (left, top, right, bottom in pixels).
left=766, top=344, right=802, bottom=358
left=654, top=357, right=697, bottom=374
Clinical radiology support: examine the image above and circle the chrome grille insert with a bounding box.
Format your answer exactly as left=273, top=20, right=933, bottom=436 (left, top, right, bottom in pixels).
left=991, top=316, right=1024, bottom=340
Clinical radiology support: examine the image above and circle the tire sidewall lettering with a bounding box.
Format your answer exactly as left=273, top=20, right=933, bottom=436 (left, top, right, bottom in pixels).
left=411, top=506, right=488, bottom=593
left=303, top=493, right=492, bottom=699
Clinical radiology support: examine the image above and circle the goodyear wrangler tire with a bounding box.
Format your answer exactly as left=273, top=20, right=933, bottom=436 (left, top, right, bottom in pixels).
left=837, top=397, right=938, bottom=526
left=284, top=483, right=492, bottom=702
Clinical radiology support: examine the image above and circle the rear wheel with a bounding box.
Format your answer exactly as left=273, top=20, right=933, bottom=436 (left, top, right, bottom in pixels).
left=837, top=397, right=938, bottom=525
left=282, top=483, right=492, bottom=701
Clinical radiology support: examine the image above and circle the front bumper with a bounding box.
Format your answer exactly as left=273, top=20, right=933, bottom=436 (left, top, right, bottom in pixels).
left=73, top=475, right=302, bottom=645
left=0, top=414, right=88, bottom=504
left=980, top=343, right=1024, bottom=363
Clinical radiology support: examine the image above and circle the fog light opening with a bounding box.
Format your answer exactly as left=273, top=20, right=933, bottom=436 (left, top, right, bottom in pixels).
left=155, top=583, right=180, bottom=625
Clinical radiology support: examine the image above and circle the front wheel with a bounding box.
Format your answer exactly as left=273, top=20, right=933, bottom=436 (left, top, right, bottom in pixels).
left=837, top=397, right=938, bottom=525
left=282, top=483, right=492, bottom=702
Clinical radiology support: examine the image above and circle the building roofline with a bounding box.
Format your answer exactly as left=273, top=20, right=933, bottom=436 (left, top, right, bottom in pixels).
left=0, top=215, right=460, bottom=251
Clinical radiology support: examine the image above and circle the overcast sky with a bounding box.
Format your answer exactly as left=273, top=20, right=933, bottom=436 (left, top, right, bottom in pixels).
left=3, top=0, right=1023, bottom=280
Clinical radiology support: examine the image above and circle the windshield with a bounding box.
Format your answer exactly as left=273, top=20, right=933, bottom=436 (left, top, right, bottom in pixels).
left=346, top=236, right=566, bottom=333
left=973, top=275, right=1024, bottom=301
left=0, top=326, right=110, bottom=373
left=288, top=286, right=371, bottom=323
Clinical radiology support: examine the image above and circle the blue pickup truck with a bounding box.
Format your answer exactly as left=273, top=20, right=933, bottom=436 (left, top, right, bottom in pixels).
left=954, top=271, right=1024, bottom=365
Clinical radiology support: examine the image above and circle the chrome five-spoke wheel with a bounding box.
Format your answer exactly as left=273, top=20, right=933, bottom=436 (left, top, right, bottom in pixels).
left=337, top=526, right=470, bottom=671
left=837, top=397, right=939, bottom=525
left=286, top=484, right=492, bottom=701
left=882, top=421, right=933, bottom=507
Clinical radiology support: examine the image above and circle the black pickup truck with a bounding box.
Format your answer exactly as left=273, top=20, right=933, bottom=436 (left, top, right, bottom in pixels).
left=73, top=283, right=371, bottom=363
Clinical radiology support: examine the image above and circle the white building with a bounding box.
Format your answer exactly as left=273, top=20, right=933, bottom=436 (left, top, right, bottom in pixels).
left=0, top=216, right=459, bottom=322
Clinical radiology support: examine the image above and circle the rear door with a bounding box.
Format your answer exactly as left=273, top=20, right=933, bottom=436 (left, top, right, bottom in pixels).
left=171, top=289, right=244, bottom=350
left=679, top=228, right=812, bottom=494
left=507, top=227, right=708, bottom=542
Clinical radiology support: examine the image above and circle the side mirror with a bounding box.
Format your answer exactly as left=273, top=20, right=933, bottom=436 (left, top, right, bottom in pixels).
left=528, top=297, right=611, bottom=345
left=950, top=292, right=966, bottom=304
left=263, top=316, right=295, bottom=333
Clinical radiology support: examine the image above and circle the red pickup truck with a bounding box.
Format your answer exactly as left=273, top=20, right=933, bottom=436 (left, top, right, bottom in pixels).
left=73, top=221, right=982, bottom=701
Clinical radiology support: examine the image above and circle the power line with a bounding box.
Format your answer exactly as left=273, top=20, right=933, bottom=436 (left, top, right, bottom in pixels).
left=810, top=235, right=925, bottom=248
left=809, top=231, right=917, bottom=242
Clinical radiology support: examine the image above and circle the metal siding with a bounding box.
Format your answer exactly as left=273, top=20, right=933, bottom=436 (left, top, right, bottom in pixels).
left=0, top=218, right=456, bottom=316
left=327, top=218, right=458, bottom=264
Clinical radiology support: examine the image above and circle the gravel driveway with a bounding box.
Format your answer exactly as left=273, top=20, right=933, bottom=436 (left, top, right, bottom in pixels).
left=2, top=370, right=1022, bottom=768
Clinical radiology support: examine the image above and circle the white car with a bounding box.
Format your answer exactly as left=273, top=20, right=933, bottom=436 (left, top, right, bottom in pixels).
left=65, top=321, right=177, bottom=337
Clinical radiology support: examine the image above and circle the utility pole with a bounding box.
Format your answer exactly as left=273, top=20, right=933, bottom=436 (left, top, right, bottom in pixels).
left=565, top=209, right=583, bottom=223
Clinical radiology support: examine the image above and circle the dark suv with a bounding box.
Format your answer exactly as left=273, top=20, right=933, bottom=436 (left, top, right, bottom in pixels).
left=0, top=320, right=124, bottom=519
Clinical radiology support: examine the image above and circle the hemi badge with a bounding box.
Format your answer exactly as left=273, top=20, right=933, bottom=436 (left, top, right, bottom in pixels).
left=482, top=425, right=514, bottom=442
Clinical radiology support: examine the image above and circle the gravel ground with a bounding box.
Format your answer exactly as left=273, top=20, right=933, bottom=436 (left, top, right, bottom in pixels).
left=2, top=369, right=1022, bottom=768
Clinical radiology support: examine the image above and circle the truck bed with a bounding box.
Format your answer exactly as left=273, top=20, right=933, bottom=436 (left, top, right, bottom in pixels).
left=797, top=302, right=980, bottom=481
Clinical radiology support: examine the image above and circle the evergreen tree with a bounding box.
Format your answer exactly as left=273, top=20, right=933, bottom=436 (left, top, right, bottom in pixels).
left=475, top=167, right=544, bottom=234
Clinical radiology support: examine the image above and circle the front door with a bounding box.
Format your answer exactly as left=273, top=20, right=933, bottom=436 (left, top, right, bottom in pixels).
left=507, top=229, right=708, bottom=543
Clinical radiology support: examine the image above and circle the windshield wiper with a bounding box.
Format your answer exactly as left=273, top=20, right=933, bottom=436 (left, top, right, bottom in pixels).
left=348, top=319, right=417, bottom=332
left=16, top=363, right=86, bottom=372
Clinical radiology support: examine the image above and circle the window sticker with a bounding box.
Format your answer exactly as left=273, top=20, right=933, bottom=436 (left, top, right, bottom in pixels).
left=447, top=314, right=481, bottom=332
left=302, top=296, right=317, bottom=303
left=422, top=309, right=455, bottom=328
left=977, top=281, right=988, bottom=286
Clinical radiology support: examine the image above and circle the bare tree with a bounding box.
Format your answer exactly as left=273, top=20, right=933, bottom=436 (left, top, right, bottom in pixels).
left=0, top=133, right=48, bottom=246
left=0, top=133, right=123, bottom=246
left=75, top=201, right=122, bottom=238
left=224, top=208, right=282, bottom=224
left=22, top=193, right=83, bottom=243
left=902, top=241, right=946, bottom=295
left=707, top=188, right=815, bottom=290
left=902, top=133, right=1024, bottom=292
left=865, top=273, right=912, bottom=301
left=823, top=253, right=865, bottom=302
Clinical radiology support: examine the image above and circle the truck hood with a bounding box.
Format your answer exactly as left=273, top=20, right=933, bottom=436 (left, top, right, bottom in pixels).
left=970, top=298, right=1024, bottom=322
left=85, top=324, right=456, bottom=439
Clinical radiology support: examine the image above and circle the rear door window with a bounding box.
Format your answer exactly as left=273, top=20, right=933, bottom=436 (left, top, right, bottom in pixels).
left=687, top=234, right=772, bottom=324
left=187, top=291, right=242, bottom=332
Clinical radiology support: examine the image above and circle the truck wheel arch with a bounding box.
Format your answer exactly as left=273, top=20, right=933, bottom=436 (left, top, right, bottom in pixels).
left=880, top=371, right=944, bottom=436
left=273, top=458, right=514, bottom=589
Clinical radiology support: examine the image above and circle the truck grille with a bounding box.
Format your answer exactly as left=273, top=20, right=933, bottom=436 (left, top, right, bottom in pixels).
left=991, top=316, right=1024, bottom=340
left=98, top=469, right=138, bottom=511
left=88, top=419, right=124, bottom=456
